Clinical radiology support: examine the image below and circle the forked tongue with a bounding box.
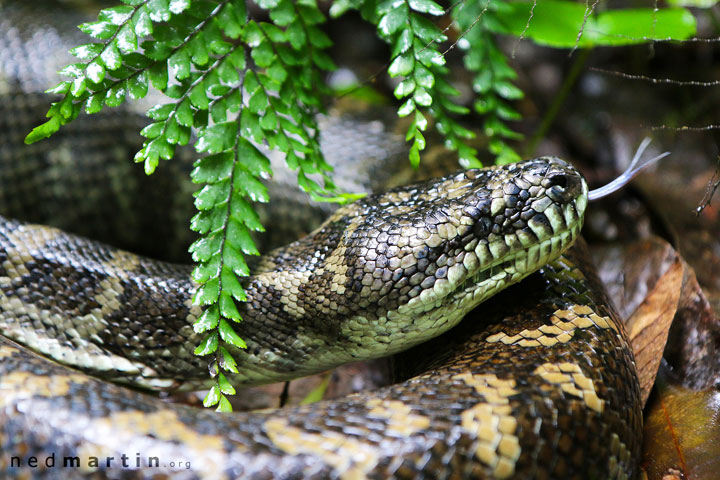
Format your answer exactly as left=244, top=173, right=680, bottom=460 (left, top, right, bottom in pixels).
left=588, top=137, right=670, bottom=201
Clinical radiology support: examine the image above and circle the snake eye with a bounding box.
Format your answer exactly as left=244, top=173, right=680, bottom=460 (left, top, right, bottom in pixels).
left=545, top=172, right=581, bottom=202
left=546, top=173, right=568, bottom=189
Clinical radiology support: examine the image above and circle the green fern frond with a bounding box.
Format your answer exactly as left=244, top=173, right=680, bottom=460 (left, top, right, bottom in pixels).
left=370, top=0, right=482, bottom=168
left=454, top=1, right=523, bottom=165
left=25, top=0, right=338, bottom=411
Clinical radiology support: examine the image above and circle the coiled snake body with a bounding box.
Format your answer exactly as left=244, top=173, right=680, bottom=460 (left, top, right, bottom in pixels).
left=0, top=2, right=642, bottom=479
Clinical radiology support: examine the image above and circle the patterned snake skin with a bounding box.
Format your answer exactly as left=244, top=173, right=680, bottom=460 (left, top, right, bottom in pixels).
left=0, top=1, right=642, bottom=479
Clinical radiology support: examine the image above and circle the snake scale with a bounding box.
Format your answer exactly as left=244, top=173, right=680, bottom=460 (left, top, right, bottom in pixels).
left=0, top=1, right=642, bottom=479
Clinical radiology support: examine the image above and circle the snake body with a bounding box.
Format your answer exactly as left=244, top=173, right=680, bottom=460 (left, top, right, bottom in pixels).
left=0, top=1, right=642, bottom=478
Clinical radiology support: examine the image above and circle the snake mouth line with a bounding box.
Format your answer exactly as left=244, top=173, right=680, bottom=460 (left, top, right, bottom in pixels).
left=401, top=222, right=582, bottom=318
left=458, top=223, right=581, bottom=300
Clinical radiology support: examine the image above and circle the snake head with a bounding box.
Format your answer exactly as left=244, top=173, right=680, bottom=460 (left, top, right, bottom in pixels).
left=414, top=157, right=586, bottom=307
left=313, top=157, right=589, bottom=353
left=256, top=158, right=588, bottom=362
left=394, top=157, right=588, bottom=320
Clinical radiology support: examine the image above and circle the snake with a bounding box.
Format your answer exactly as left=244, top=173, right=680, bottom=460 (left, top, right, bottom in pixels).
left=0, top=1, right=642, bottom=479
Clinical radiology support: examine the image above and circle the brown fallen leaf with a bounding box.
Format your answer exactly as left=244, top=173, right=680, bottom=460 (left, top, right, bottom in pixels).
left=641, top=366, right=720, bottom=480
left=626, top=257, right=683, bottom=406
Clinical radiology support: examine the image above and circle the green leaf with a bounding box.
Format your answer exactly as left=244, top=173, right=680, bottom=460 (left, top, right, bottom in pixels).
left=330, top=0, right=363, bottom=17
left=117, top=23, right=138, bottom=53
left=191, top=231, right=222, bottom=261
left=248, top=88, right=269, bottom=113
left=592, top=8, right=696, bottom=45
left=194, top=181, right=230, bottom=210
left=669, top=0, right=719, bottom=6
left=169, top=49, right=191, bottom=80
left=189, top=82, right=210, bottom=110
left=397, top=98, right=415, bottom=117
left=233, top=170, right=269, bottom=203
left=196, top=122, right=235, bottom=154
left=192, top=152, right=234, bottom=183
left=270, top=0, right=296, bottom=26
left=219, top=319, right=247, bottom=348
left=105, top=83, right=127, bottom=107
left=59, top=64, right=84, bottom=79
left=100, top=42, right=122, bottom=70
left=194, top=277, right=220, bottom=305
left=148, top=0, right=171, bottom=22
left=135, top=6, right=153, bottom=36
left=414, top=110, right=427, bottom=130
left=45, top=81, right=71, bottom=95
left=312, top=50, right=335, bottom=71
left=24, top=116, right=61, bottom=144
left=237, top=138, right=272, bottom=178
left=86, top=60, right=106, bottom=84
left=216, top=394, right=233, bottom=412
left=413, top=87, right=432, bottom=107
left=259, top=109, right=277, bottom=130
left=194, top=332, right=219, bottom=356
left=203, top=385, right=220, bottom=407
left=99, top=5, right=133, bottom=25
left=217, top=373, right=236, bottom=395
left=192, top=253, right=221, bottom=281
left=493, top=82, right=523, bottom=100
left=394, top=79, right=416, bottom=99
left=71, top=43, right=103, bottom=61
left=223, top=247, right=250, bottom=276
left=217, top=4, right=244, bottom=38
left=413, top=65, right=434, bottom=88
left=297, top=3, right=325, bottom=24
left=70, top=77, right=86, bottom=97
left=379, top=6, right=408, bottom=35
left=79, top=21, right=116, bottom=40
left=217, top=59, right=240, bottom=84
left=416, top=47, right=445, bottom=68
left=169, top=0, right=191, bottom=14
left=194, top=305, right=220, bottom=333
left=409, top=142, right=421, bottom=167
left=227, top=218, right=259, bottom=256
left=408, top=0, right=444, bottom=16
left=240, top=109, right=263, bottom=143
left=219, top=293, right=240, bottom=320
left=147, top=103, right=174, bottom=121
left=128, top=71, right=149, bottom=99
left=493, top=1, right=696, bottom=47
left=176, top=98, right=194, bottom=127
left=218, top=346, right=239, bottom=373
left=257, top=0, right=280, bottom=8
left=164, top=119, right=187, bottom=145
left=251, top=41, right=275, bottom=68
left=148, top=63, right=168, bottom=90
left=189, top=34, right=210, bottom=66
left=85, top=94, right=104, bottom=114
left=140, top=122, right=163, bottom=139
left=388, top=53, right=414, bottom=77
left=409, top=15, right=440, bottom=43
left=307, top=26, right=332, bottom=48
left=392, top=29, right=413, bottom=57
left=220, top=267, right=247, bottom=301
left=228, top=48, right=247, bottom=71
